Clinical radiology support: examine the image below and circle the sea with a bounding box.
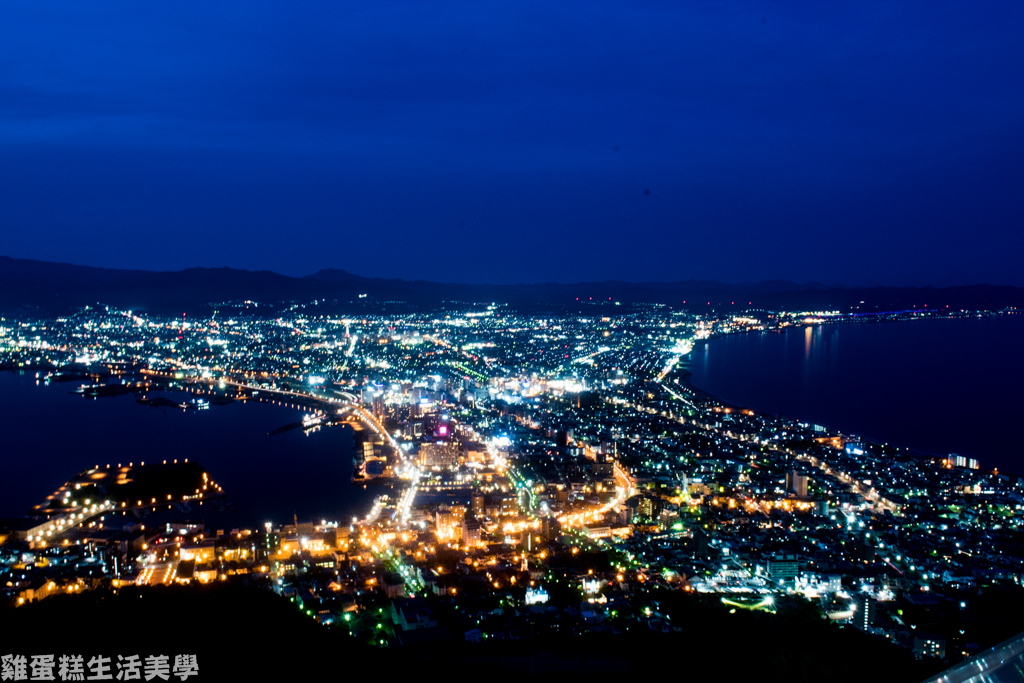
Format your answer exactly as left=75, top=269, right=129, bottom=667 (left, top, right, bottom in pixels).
left=687, top=313, right=1024, bottom=474
left=0, top=371, right=377, bottom=528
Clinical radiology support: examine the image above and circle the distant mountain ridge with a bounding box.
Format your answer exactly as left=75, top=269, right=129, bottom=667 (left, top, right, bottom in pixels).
left=1, top=255, right=1022, bottom=316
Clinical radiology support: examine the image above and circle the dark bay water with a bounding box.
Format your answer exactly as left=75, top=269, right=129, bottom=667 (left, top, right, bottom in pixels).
left=688, top=314, right=1024, bottom=474
left=0, top=371, right=376, bottom=528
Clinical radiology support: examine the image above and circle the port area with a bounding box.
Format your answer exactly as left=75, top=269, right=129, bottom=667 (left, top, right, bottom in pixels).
left=19, top=460, right=225, bottom=548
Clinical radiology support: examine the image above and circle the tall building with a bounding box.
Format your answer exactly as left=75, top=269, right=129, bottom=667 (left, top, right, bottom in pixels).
left=435, top=505, right=465, bottom=541
left=768, top=555, right=799, bottom=584
left=786, top=470, right=809, bottom=497
left=419, top=441, right=460, bottom=469
left=462, top=516, right=481, bottom=546
left=859, top=594, right=875, bottom=631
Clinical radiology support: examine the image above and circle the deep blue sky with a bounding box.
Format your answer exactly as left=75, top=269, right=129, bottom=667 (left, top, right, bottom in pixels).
left=2, top=1, right=1022, bottom=285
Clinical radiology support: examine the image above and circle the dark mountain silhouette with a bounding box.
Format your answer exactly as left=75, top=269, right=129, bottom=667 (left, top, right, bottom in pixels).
left=1, top=256, right=1022, bottom=316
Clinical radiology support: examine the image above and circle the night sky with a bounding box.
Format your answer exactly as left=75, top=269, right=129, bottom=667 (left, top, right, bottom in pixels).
left=2, top=1, right=1022, bottom=286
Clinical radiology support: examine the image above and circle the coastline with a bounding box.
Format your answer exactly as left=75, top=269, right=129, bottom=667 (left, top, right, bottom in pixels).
left=0, top=370, right=376, bottom=527
left=683, top=312, right=1024, bottom=476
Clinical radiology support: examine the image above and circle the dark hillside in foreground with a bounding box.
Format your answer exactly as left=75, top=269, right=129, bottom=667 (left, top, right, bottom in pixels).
left=2, top=255, right=1023, bottom=316
left=3, top=583, right=939, bottom=682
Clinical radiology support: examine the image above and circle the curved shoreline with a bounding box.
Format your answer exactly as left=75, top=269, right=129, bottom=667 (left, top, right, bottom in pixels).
left=0, top=371, right=375, bottom=525
left=681, top=313, right=1024, bottom=474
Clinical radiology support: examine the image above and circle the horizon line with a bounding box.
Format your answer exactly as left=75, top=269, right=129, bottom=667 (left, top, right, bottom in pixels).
left=2, top=254, right=1020, bottom=291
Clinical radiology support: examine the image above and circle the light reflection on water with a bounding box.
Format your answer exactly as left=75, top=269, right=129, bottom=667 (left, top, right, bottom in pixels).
left=689, top=315, right=1024, bottom=473
left=0, top=371, right=376, bottom=528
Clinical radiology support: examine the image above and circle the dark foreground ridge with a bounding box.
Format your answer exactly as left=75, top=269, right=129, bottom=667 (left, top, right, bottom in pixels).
left=3, top=582, right=936, bottom=682
left=3, top=255, right=1023, bottom=315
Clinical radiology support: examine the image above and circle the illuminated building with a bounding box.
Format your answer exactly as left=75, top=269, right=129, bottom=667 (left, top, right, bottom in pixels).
left=786, top=470, right=808, bottom=497
left=461, top=516, right=481, bottom=546
left=178, top=540, right=216, bottom=563
left=914, top=635, right=946, bottom=660
left=768, top=555, right=799, bottom=585
left=859, top=594, right=875, bottom=630
left=420, top=441, right=460, bottom=469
